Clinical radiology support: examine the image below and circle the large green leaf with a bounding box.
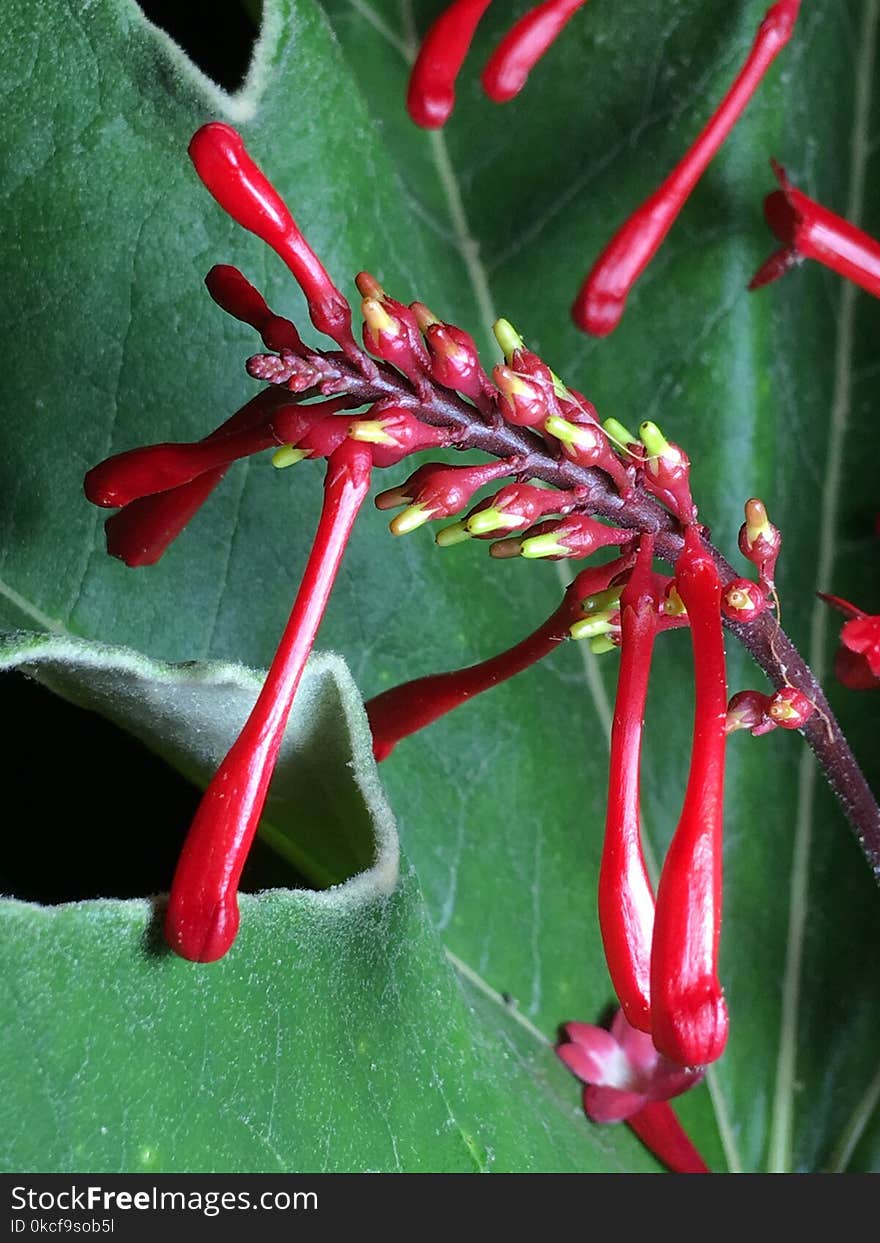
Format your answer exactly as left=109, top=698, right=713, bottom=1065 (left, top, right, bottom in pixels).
left=0, top=634, right=656, bottom=1172
left=1, top=0, right=878, bottom=1172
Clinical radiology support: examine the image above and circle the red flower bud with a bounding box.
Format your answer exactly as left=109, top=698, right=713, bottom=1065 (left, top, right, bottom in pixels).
left=767, top=686, right=814, bottom=730
left=204, top=264, right=303, bottom=353
left=738, top=497, right=781, bottom=590
left=347, top=405, right=454, bottom=468
left=516, top=515, right=633, bottom=561
left=376, top=458, right=518, bottom=533
left=721, top=577, right=768, bottom=623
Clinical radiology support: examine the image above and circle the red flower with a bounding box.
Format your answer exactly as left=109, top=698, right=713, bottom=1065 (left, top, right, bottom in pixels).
left=556, top=1009, right=707, bottom=1173
left=818, top=594, right=880, bottom=691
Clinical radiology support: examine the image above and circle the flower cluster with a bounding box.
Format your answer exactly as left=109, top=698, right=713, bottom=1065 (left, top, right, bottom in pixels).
left=85, top=124, right=824, bottom=1172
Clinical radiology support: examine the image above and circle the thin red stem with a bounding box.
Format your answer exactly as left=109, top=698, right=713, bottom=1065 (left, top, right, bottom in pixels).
left=572, top=0, right=801, bottom=335
left=481, top=0, right=590, bottom=102
left=407, top=0, right=495, bottom=128
left=164, top=439, right=373, bottom=962
left=599, top=535, right=658, bottom=1034
left=650, top=528, right=729, bottom=1067
left=626, top=1101, right=709, bottom=1174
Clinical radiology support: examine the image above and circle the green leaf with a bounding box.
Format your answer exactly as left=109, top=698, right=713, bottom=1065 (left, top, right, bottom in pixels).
left=0, top=632, right=651, bottom=1173
left=1, top=0, right=879, bottom=1172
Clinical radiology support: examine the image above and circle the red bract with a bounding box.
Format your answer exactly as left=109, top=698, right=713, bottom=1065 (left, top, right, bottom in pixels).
left=165, top=439, right=374, bottom=962
left=556, top=1010, right=707, bottom=1173
left=651, top=528, right=729, bottom=1067
left=481, top=0, right=591, bottom=103
left=749, top=161, right=880, bottom=297
left=818, top=593, right=880, bottom=690
left=572, top=0, right=801, bottom=335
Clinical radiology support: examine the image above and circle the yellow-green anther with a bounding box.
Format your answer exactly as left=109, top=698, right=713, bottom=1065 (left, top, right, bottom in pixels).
left=436, top=521, right=472, bottom=548
left=521, top=531, right=569, bottom=559
left=638, top=420, right=670, bottom=459
left=589, top=635, right=619, bottom=655
left=272, top=445, right=310, bottom=469
left=493, top=317, right=525, bottom=361
left=582, top=586, right=624, bottom=614
left=390, top=504, right=434, bottom=536
left=362, top=297, right=399, bottom=337
left=544, top=414, right=580, bottom=444
left=603, top=417, right=638, bottom=450
left=467, top=506, right=517, bottom=536
left=348, top=419, right=396, bottom=446
left=549, top=369, right=571, bottom=399
left=664, top=586, right=687, bottom=617
left=569, top=611, right=617, bottom=641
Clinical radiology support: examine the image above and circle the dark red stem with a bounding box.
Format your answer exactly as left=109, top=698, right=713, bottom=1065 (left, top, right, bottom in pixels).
left=164, top=439, right=373, bottom=961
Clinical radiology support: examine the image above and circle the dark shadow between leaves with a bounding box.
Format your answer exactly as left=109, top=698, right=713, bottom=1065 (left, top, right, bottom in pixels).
left=0, top=674, right=311, bottom=904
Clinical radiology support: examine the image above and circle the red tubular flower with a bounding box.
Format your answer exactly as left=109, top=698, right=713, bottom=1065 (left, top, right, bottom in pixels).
left=165, top=439, right=374, bottom=962
left=407, top=0, right=494, bottom=129
left=99, top=386, right=293, bottom=566
left=598, top=535, right=660, bottom=1033
left=366, top=554, right=635, bottom=761
left=818, top=593, right=880, bottom=690
left=749, top=161, right=880, bottom=296
left=651, top=527, right=729, bottom=1067
left=188, top=124, right=366, bottom=366
left=204, top=264, right=304, bottom=353
left=572, top=0, right=802, bottom=336
left=556, top=1010, right=707, bottom=1172
left=482, top=0, right=591, bottom=103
